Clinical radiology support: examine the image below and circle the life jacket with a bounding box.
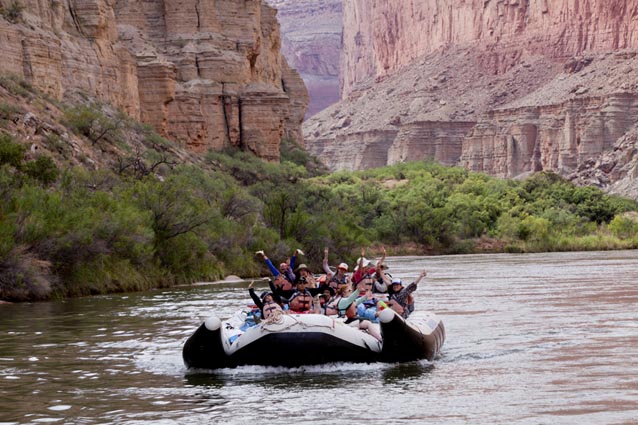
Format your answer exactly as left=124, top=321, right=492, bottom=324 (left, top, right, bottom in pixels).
left=356, top=274, right=374, bottom=295
left=373, top=273, right=389, bottom=293
left=330, top=273, right=348, bottom=285
left=262, top=301, right=282, bottom=319
left=325, top=296, right=340, bottom=316
left=326, top=295, right=357, bottom=319
left=326, top=296, right=357, bottom=319
left=289, top=290, right=312, bottom=312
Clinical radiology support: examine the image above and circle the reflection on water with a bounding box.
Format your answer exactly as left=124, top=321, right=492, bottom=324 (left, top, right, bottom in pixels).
left=1, top=250, right=638, bottom=424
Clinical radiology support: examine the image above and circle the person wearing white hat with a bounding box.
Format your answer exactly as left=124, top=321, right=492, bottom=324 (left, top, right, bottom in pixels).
left=295, top=263, right=317, bottom=288
left=387, top=270, right=427, bottom=319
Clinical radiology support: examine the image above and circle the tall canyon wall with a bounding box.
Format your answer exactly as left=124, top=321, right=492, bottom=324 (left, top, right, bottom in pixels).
left=266, top=0, right=342, bottom=118
left=0, top=0, right=307, bottom=161
left=307, top=0, right=638, bottom=197
left=341, top=0, right=638, bottom=97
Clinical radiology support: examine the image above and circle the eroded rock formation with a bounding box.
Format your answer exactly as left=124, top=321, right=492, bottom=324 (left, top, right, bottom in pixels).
left=306, top=0, right=638, bottom=197
left=266, top=0, right=341, bottom=118
left=341, top=0, right=638, bottom=97
left=0, top=0, right=307, bottom=161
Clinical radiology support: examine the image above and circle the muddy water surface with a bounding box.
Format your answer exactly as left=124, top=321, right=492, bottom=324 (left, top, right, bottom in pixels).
left=1, top=250, right=637, bottom=424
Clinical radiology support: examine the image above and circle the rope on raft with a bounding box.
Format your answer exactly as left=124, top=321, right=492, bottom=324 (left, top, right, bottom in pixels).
left=261, top=313, right=337, bottom=332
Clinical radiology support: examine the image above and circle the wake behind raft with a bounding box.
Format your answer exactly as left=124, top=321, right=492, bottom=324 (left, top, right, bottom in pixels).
left=183, top=308, right=445, bottom=369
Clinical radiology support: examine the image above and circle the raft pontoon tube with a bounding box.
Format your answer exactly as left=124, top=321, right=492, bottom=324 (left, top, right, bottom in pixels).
left=183, top=309, right=445, bottom=369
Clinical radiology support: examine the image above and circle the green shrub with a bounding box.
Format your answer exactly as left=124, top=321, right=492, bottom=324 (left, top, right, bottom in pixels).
left=64, top=105, right=123, bottom=147
left=608, top=214, right=638, bottom=239
left=23, top=156, right=59, bottom=185
left=0, top=133, right=25, bottom=168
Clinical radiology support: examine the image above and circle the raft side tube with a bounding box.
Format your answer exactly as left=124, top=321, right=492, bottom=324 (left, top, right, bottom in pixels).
left=231, top=331, right=380, bottom=367
left=182, top=318, right=231, bottom=369
left=378, top=310, right=444, bottom=362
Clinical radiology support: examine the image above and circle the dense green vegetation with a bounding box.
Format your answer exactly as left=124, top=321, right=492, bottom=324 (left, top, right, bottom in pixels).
left=1, top=123, right=638, bottom=301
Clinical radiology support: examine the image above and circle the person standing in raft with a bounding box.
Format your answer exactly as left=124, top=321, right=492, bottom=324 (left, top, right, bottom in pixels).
left=387, top=270, right=427, bottom=319
left=256, top=248, right=304, bottom=291
left=248, top=281, right=284, bottom=320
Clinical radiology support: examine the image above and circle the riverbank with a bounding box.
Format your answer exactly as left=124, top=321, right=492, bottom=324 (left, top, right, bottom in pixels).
left=3, top=121, right=638, bottom=302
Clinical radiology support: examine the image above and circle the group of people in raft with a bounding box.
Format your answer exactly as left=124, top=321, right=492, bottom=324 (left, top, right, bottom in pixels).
left=247, top=247, right=427, bottom=341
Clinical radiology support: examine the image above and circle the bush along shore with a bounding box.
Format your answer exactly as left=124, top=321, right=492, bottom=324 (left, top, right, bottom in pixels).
left=1, top=95, right=638, bottom=301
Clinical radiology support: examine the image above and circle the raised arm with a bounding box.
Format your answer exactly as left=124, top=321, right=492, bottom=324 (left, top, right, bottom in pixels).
left=357, top=247, right=366, bottom=270
left=257, top=250, right=280, bottom=277
left=415, top=270, right=427, bottom=285
left=248, top=281, right=264, bottom=310
left=407, top=270, right=427, bottom=293
left=376, top=247, right=387, bottom=269
left=289, top=248, right=304, bottom=269
left=322, top=247, right=332, bottom=275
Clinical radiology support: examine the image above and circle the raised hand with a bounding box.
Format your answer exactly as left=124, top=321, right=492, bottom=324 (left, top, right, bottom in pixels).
left=416, top=270, right=428, bottom=282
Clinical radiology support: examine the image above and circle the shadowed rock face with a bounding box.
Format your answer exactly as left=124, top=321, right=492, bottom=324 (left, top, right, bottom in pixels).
left=266, top=0, right=341, bottom=118
left=0, top=0, right=307, bottom=161
left=305, top=0, right=638, bottom=197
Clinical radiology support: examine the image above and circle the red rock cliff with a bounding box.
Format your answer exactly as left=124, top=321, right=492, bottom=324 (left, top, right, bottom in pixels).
left=267, top=0, right=341, bottom=118
left=342, top=0, right=638, bottom=97
left=0, top=0, right=307, bottom=160
left=306, top=0, right=638, bottom=197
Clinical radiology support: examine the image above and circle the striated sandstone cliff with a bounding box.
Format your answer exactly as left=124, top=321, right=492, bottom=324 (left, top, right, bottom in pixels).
left=0, top=0, right=307, bottom=161
left=341, top=0, right=638, bottom=98
left=266, top=0, right=341, bottom=117
left=306, top=0, right=638, bottom=198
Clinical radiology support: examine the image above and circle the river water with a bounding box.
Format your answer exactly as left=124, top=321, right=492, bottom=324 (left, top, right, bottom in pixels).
left=1, top=250, right=637, bottom=424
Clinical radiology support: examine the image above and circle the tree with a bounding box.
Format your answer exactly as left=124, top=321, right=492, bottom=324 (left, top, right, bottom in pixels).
left=64, top=105, right=125, bottom=148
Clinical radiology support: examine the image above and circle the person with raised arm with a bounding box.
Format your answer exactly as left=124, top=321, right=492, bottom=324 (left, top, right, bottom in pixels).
left=373, top=247, right=391, bottom=294
left=323, top=246, right=350, bottom=290
left=386, top=270, right=427, bottom=319
left=248, top=281, right=284, bottom=320
left=255, top=248, right=304, bottom=289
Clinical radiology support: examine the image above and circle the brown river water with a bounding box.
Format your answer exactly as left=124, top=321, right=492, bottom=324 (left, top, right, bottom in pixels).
left=1, top=250, right=637, bottom=424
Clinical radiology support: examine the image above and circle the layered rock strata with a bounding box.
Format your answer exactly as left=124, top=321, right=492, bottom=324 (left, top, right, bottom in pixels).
left=266, top=0, right=341, bottom=117
left=341, top=0, right=638, bottom=98
left=306, top=0, right=638, bottom=197
left=0, top=0, right=307, bottom=161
